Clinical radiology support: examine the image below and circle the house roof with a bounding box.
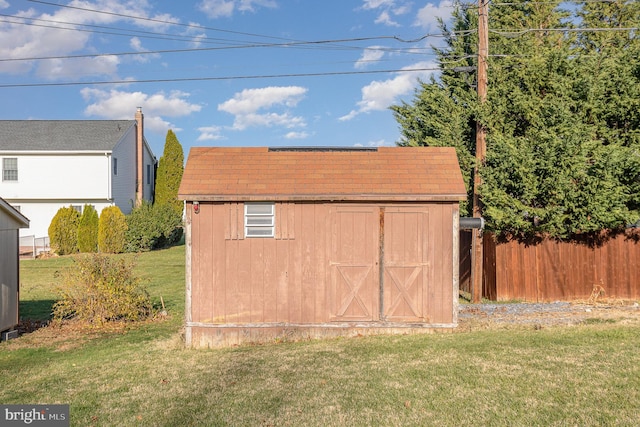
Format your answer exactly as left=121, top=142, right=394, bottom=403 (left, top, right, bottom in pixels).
left=0, top=198, right=29, bottom=228
left=178, top=146, right=467, bottom=202
left=0, top=120, right=135, bottom=152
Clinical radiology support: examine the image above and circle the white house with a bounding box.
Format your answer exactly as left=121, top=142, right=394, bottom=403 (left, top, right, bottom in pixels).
left=0, top=197, right=29, bottom=335
left=0, top=108, right=156, bottom=238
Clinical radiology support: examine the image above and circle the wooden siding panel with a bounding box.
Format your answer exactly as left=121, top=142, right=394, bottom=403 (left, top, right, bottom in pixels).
left=236, top=238, right=252, bottom=323
left=189, top=202, right=202, bottom=323
left=250, top=239, right=265, bottom=323
left=429, top=204, right=453, bottom=324
left=300, top=204, right=316, bottom=323
left=315, top=204, right=330, bottom=322
left=211, top=204, right=226, bottom=323
left=199, top=202, right=215, bottom=323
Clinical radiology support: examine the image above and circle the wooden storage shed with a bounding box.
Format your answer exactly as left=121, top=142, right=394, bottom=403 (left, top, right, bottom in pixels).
left=178, top=147, right=467, bottom=347
left=0, top=198, right=29, bottom=337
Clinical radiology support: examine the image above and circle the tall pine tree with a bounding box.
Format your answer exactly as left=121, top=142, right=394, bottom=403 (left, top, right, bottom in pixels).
left=155, top=129, right=184, bottom=216
left=393, top=0, right=640, bottom=239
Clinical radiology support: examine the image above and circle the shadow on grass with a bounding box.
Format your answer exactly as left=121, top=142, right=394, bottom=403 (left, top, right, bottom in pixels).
left=19, top=299, right=55, bottom=322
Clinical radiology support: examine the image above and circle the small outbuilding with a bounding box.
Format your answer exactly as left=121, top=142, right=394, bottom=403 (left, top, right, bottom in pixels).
left=178, top=146, right=467, bottom=347
left=0, top=198, right=29, bottom=338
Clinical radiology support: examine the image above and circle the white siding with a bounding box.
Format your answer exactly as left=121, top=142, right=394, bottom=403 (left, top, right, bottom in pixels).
left=0, top=154, right=110, bottom=199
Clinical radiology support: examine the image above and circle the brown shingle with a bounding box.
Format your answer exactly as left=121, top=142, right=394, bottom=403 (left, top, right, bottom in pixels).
left=178, top=147, right=467, bottom=202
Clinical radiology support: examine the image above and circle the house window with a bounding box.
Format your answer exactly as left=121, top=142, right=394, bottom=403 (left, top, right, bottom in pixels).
left=2, top=158, right=18, bottom=181
left=113, top=158, right=118, bottom=175
left=146, top=164, right=151, bottom=185
left=71, top=205, right=82, bottom=213
left=245, top=203, right=275, bottom=238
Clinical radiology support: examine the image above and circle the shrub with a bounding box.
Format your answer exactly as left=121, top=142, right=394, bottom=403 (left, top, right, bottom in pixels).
left=98, top=206, right=127, bottom=253
left=125, top=202, right=183, bottom=252
left=77, top=204, right=99, bottom=253
left=48, top=206, right=80, bottom=255
left=52, top=254, right=152, bottom=324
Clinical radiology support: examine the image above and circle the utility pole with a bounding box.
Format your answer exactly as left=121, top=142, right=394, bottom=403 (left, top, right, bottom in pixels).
left=472, top=0, right=489, bottom=303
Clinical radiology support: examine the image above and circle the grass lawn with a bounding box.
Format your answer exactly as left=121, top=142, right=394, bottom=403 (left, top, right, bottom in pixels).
left=2, top=244, right=640, bottom=426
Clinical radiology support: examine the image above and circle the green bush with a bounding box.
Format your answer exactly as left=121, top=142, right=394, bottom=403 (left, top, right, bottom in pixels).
left=52, top=254, right=152, bottom=324
left=98, top=206, right=127, bottom=254
left=48, top=206, right=80, bottom=255
left=125, top=202, right=183, bottom=252
left=77, top=204, right=99, bottom=253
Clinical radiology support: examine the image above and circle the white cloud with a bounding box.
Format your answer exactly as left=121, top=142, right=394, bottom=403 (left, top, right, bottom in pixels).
left=361, top=0, right=395, bottom=10
left=197, top=126, right=225, bottom=141
left=128, top=37, right=160, bottom=63
left=198, top=0, right=277, bottom=18
left=360, top=0, right=410, bottom=27
left=218, top=86, right=307, bottom=130
left=354, top=139, right=390, bottom=147
left=339, top=61, right=436, bottom=121
left=285, top=131, right=309, bottom=140
left=36, top=55, right=120, bottom=80
left=81, top=88, right=202, bottom=133
left=414, top=1, right=453, bottom=29
left=355, top=46, right=386, bottom=69
left=0, top=1, right=181, bottom=78
left=0, top=0, right=9, bottom=9
left=375, top=10, right=400, bottom=26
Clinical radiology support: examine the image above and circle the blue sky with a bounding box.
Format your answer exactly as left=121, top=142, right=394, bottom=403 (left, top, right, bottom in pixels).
left=0, top=0, right=455, bottom=158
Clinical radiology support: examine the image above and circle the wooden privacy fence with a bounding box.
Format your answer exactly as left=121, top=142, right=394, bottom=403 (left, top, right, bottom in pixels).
left=460, top=230, right=640, bottom=302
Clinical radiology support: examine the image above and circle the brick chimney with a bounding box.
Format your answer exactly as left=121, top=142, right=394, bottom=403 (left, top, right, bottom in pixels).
left=135, top=107, right=144, bottom=206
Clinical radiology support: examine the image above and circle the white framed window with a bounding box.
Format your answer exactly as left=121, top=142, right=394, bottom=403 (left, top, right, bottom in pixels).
left=71, top=205, right=82, bottom=213
left=2, top=158, right=18, bottom=181
left=245, top=203, right=275, bottom=238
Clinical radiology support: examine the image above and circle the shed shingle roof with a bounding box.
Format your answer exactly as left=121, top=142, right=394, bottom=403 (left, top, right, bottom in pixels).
left=0, top=120, right=135, bottom=152
left=178, top=147, right=467, bottom=202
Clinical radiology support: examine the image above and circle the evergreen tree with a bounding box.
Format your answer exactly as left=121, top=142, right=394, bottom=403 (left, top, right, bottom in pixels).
left=77, top=204, right=99, bottom=253
left=98, top=206, right=127, bottom=254
left=155, top=129, right=184, bottom=216
left=48, top=206, right=80, bottom=255
left=393, top=0, right=640, bottom=239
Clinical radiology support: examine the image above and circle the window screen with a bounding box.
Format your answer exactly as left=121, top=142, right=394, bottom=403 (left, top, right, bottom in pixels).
left=245, top=203, right=275, bottom=238
left=2, top=158, right=17, bottom=181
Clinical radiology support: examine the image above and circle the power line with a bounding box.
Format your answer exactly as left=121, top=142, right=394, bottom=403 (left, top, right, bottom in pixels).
left=0, top=67, right=441, bottom=89
left=491, top=26, right=638, bottom=37
left=1, top=10, right=463, bottom=63
left=1, top=12, right=450, bottom=48
left=25, top=0, right=443, bottom=45
left=0, top=35, right=440, bottom=63
left=26, top=0, right=296, bottom=42
left=492, top=0, right=624, bottom=5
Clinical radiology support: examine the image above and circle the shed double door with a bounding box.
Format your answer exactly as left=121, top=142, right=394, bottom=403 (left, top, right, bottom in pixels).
left=330, top=206, right=429, bottom=322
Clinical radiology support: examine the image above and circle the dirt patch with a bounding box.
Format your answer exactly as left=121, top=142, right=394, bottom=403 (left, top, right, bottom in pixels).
left=458, top=300, right=640, bottom=331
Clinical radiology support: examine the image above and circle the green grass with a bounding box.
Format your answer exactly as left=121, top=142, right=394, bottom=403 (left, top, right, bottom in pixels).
left=3, top=245, right=640, bottom=426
